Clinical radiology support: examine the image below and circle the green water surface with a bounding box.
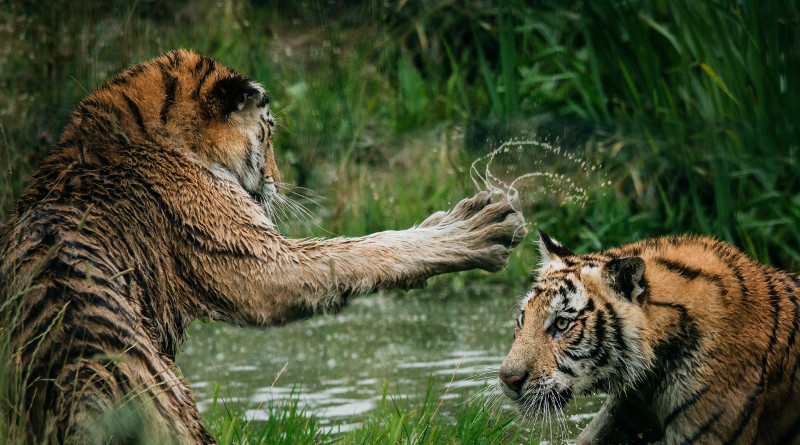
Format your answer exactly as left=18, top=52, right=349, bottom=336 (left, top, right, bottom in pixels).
left=178, top=286, right=601, bottom=441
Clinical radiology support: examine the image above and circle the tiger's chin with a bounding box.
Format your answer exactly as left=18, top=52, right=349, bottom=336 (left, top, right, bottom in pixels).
left=248, top=189, right=273, bottom=206
left=247, top=182, right=279, bottom=224
left=504, top=386, right=574, bottom=417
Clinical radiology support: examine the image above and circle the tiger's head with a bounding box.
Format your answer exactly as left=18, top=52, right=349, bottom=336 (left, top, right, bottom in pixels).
left=62, top=49, right=280, bottom=209
left=498, top=230, right=654, bottom=416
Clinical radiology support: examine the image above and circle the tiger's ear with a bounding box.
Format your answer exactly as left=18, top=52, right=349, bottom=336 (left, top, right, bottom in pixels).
left=209, top=75, right=261, bottom=116
left=604, top=257, right=646, bottom=302
left=538, top=229, right=575, bottom=264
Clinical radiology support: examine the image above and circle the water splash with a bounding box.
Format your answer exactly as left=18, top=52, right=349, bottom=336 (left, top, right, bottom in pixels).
left=469, top=139, right=610, bottom=211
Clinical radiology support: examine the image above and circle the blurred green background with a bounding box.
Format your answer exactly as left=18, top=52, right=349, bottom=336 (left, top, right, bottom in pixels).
left=1, top=1, right=799, bottom=442
left=2, top=0, right=798, bottom=277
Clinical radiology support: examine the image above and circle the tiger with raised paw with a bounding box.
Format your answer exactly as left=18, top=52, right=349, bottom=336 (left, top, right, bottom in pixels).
left=0, top=50, right=527, bottom=444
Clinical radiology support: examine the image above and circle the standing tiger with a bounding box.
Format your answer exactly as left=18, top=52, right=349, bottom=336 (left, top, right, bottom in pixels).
left=499, top=230, right=800, bottom=444
left=0, top=49, right=527, bottom=444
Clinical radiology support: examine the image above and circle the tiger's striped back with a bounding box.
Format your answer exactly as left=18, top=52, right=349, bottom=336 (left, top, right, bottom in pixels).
left=499, top=231, right=800, bottom=444
left=0, top=49, right=276, bottom=444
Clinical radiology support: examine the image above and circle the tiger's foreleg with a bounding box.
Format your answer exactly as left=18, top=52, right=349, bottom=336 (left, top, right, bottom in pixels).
left=55, top=357, right=215, bottom=444
left=658, top=384, right=763, bottom=445
left=186, top=191, right=527, bottom=326
left=577, top=395, right=662, bottom=445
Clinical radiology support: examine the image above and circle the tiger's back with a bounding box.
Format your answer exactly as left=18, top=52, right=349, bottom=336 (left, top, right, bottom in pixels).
left=499, top=232, right=800, bottom=444
left=0, top=51, right=227, bottom=443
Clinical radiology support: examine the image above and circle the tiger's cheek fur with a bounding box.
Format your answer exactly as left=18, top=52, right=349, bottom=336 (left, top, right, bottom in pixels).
left=195, top=89, right=277, bottom=196
left=147, top=51, right=278, bottom=197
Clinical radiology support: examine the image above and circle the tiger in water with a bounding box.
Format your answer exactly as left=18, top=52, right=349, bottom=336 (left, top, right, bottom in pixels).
left=0, top=49, right=527, bottom=443
left=499, top=230, right=800, bottom=444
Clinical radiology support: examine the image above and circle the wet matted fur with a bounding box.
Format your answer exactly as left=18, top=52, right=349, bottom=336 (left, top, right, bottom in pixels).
left=0, top=50, right=527, bottom=443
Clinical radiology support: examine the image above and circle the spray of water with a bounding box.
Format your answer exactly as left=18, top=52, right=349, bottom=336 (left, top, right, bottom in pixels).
left=469, top=139, right=610, bottom=213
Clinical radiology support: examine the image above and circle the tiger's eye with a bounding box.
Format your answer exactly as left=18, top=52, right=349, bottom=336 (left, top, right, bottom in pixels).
left=555, top=317, right=570, bottom=330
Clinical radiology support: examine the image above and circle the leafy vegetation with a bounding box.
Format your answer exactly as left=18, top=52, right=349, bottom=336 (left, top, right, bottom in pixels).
left=1, top=0, right=799, bottom=442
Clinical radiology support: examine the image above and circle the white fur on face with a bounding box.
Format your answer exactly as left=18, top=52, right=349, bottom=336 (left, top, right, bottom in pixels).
left=229, top=82, right=274, bottom=201
left=192, top=81, right=278, bottom=229
left=544, top=279, right=588, bottom=329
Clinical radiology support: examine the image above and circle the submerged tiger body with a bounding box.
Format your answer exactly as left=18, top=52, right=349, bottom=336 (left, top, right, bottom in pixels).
left=0, top=50, right=526, bottom=443
left=499, top=231, right=800, bottom=444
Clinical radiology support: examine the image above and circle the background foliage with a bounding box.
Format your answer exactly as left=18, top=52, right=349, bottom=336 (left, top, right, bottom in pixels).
left=2, top=0, right=798, bottom=270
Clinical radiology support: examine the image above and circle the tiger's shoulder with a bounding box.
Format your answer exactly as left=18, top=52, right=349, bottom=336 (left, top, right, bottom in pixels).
left=0, top=49, right=281, bottom=444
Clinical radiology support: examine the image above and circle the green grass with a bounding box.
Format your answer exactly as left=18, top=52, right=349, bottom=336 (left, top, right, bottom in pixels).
left=204, top=380, right=534, bottom=445
left=205, top=385, right=333, bottom=445
left=1, top=0, right=799, bottom=442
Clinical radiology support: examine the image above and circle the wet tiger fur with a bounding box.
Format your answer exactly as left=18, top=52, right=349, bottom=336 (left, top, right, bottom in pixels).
left=499, top=230, right=800, bottom=444
left=0, top=49, right=527, bottom=444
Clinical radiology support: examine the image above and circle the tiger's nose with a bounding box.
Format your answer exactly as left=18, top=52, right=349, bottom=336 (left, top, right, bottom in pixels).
left=499, top=370, right=528, bottom=393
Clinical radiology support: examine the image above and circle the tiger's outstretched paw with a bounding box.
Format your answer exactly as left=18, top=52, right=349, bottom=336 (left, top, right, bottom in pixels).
left=424, top=191, right=528, bottom=273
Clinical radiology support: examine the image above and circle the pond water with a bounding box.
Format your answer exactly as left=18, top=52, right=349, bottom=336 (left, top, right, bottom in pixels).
left=177, top=285, right=602, bottom=442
